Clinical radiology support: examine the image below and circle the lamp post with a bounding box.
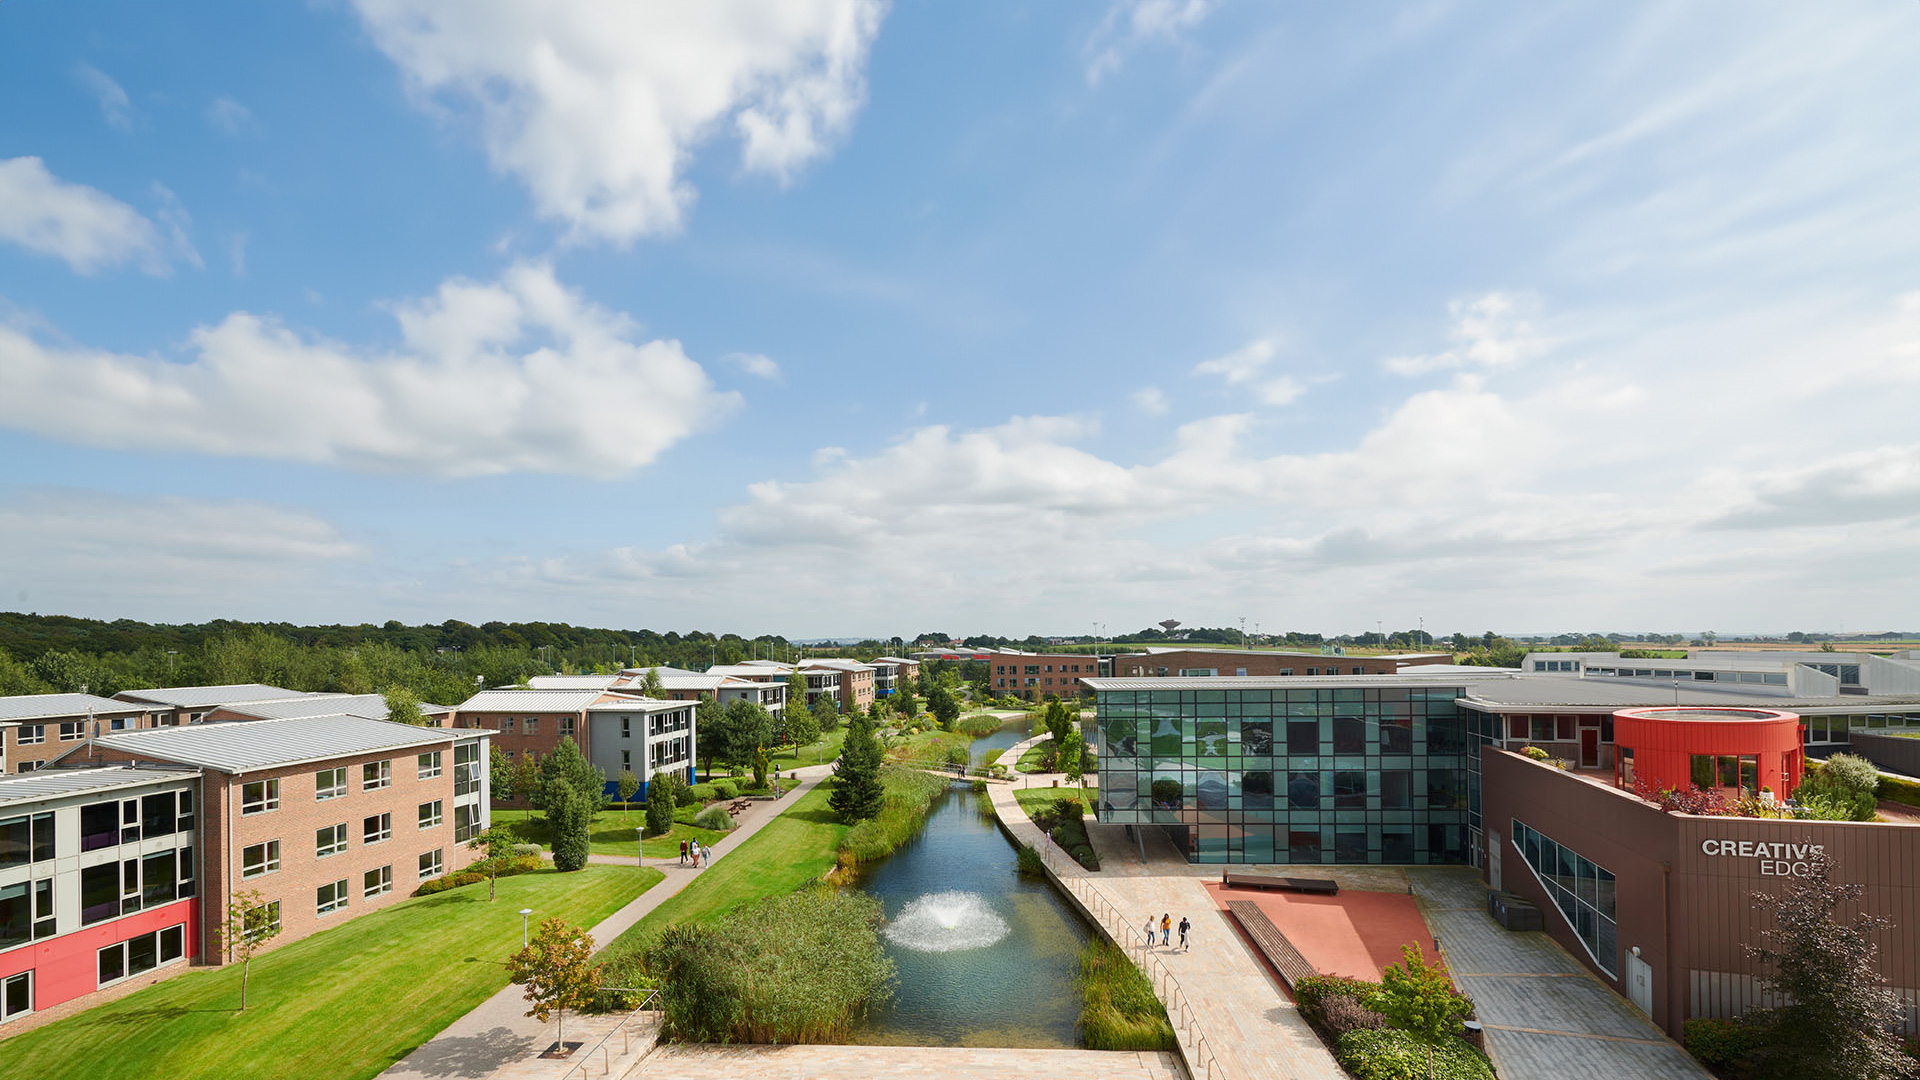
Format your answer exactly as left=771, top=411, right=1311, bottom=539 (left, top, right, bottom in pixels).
left=636, top=827, right=644, bottom=868
left=519, top=908, right=533, bottom=948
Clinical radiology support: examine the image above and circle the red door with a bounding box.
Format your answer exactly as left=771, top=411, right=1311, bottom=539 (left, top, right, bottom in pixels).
left=1580, top=729, right=1600, bottom=769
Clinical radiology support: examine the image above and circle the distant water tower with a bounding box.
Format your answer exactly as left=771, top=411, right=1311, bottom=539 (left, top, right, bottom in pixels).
left=1158, top=619, right=1182, bottom=635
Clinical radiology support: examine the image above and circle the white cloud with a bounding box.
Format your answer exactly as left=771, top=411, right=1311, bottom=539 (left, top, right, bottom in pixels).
left=0, top=489, right=364, bottom=621
left=1385, top=293, right=1544, bottom=376
left=724, top=351, right=782, bottom=380
left=0, top=157, right=179, bottom=275
left=206, top=95, right=255, bottom=136
left=353, top=0, right=888, bottom=243
left=1192, top=336, right=1306, bottom=405
left=1132, top=386, right=1169, bottom=414
left=0, top=262, right=740, bottom=478
left=74, top=63, right=132, bottom=132
left=1085, top=0, right=1213, bottom=85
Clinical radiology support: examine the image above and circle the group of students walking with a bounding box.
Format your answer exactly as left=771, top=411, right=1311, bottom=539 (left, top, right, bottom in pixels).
left=678, top=839, right=711, bottom=867
left=1146, top=912, right=1193, bottom=952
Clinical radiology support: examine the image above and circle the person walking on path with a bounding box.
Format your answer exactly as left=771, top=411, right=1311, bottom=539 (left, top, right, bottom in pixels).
left=1178, top=916, right=1191, bottom=952
left=1160, top=913, right=1171, bottom=947
left=1143, top=915, right=1155, bottom=948
left=690, top=840, right=701, bottom=867
left=701, top=844, right=712, bottom=868
left=679, top=840, right=688, bottom=866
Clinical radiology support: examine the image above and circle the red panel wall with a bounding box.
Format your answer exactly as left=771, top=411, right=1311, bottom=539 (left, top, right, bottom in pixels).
left=0, top=898, right=199, bottom=1013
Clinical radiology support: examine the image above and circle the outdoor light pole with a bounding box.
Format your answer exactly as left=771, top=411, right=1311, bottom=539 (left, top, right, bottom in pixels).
left=636, top=827, right=644, bottom=867
left=519, top=908, right=533, bottom=947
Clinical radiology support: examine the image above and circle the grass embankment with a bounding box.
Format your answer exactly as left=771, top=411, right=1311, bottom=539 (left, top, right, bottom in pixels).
left=1015, top=788, right=1101, bottom=869
left=1077, top=939, right=1176, bottom=1051
left=1016, top=741, right=1052, bottom=773
left=0, top=866, right=659, bottom=1080
left=769, top=726, right=849, bottom=771
left=494, top=806, right=730, bottom=859
left=840, top=767, right=952, bottom=864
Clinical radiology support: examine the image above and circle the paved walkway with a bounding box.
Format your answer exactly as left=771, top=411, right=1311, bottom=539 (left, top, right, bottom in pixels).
left=379, top=764, right=838, bottom=1080
left=630, top=1043, right=1183, bottom=1080
left=1407, top=867, right=1711, bottom=1080
left=987, top=781, right=1343, bottom=1080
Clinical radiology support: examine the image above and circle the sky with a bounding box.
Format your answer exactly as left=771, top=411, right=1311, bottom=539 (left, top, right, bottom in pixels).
left=2, top=0, right=1919, bottom=640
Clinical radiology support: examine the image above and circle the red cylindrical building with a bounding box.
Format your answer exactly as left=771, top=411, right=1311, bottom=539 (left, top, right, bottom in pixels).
left=1611, top=706, right=1804, bottom=800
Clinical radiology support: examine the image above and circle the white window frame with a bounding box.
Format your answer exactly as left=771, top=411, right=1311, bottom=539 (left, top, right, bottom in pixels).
left=363, top=865, right=392, bottom=899
left=243, top=900, right=281, bottom=942
left=315, top=767, right=347, bottom=801
left=241, top=779, right=280, bottom=815
left=316, top=823, right=348, bottom=858
left=241, top=840, right=281, bottom=879
left=417, top=751, right=442, bottom=780
left=0, top=971, right=30, bottom=1023
left=418, top=800, right=443, bottom=830
left=316, top=879, right=349, bottom=916
left=16, top=725, right=44, bottom=746
left=362, top=760, right=391, bottom=791
left=59, top=722, right=85, bottom=742
left=363, top=812, right=392, bottom=846
left=418, top=848, right=443, bottom=880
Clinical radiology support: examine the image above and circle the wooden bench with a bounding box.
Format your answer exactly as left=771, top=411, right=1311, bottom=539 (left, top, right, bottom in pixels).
left=1225, top=901, right=1319, bottom=990
left=1223, top=869, right=1339, bottom=895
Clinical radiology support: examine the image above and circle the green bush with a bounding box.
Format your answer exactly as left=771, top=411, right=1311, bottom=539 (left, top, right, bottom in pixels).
left=840, top=767, right=950, bottom=864
left=1684, top=1017, right=1768, bottom=1068
left=944, top=744, right=971, bottom=766
left=674, top=783, right=704, bottom=808
left=1334, top=1029, right=1494, bottom=1080
left=1877, top=772, right=1920, bottom=809
left=415, top=870, right=485, bottom=896
left=711, top=781, right=738, bottom=801
left=955, top=714, right=1003, bottom=737
left=649, top=887, right=895, bottom=1043
left=1016, top=843, right=1046, bottom=876
left=1520, top=745, right=1550, bottom=761
left=693, top=805, right=736, bottom=831
left=1794, top=754, right=1879, bottom=821
left=1319, top=994, right=1393, bottom=1038
left=413, top=852, right=546, bottom=895
left=1296, top=974, right=1384, bottom=1036
left=510, top=843, right=543, bottom=857
left=1078, top=939, right=1175, bottom=1051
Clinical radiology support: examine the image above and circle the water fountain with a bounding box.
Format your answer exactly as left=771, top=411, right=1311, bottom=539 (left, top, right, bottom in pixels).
left=883, top=891, right=1011, bottom=953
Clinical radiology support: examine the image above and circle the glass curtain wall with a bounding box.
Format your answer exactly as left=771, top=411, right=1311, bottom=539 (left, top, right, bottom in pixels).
left=1094, top=685, right=1471, bottom=864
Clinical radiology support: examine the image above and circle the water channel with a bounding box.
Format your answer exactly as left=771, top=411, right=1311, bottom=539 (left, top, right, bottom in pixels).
left=849, top=744, right=1091, bottom=1046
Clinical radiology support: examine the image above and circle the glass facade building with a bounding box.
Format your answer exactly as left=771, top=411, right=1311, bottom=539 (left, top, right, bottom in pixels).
left=1091, top=681, right=1476, bottom=864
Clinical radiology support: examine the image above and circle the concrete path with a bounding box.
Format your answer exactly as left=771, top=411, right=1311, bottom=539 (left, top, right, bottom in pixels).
left=1407, top=867, right=1711, bottom=1080
left=379, top=764, right=838, bottom=1080
left=630, top=1042, right=1183, bottom=1080
left=987, top=781, right=1343, bottom=1080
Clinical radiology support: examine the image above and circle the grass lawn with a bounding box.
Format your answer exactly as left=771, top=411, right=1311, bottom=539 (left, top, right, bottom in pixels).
left=1015, top=786, right=1097, bottom=818
left=602, top=782, right=849, bottom=956
left=493, top=806, right=730, bottom=859
left=0, top=865, right=660, bottom=1080
left=1015, top=741, right=1053, bottom=773
left=768, top=725, right=848, bottom=771
left=884, top=726, right=973, bottom=765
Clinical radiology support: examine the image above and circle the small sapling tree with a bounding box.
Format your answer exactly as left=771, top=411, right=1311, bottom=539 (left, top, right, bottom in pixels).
left=226, top=889, right=281, bottom=1011
left=468, top=826, right=517, bottom=901
left=616, top=769, right=640, bottom=810
left=506, top=917, right=602, bottom=1054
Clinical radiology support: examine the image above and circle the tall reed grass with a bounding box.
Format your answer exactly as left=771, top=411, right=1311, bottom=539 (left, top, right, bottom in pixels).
left=1077, top=939, right=1176, bottom=1051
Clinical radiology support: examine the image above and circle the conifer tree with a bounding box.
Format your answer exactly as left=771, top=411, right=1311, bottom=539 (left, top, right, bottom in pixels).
left=830, top=711, right=886, bottom=823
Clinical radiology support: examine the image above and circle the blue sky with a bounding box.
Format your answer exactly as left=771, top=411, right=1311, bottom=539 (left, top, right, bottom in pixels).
left=3, top=1, right=1919, bottom=638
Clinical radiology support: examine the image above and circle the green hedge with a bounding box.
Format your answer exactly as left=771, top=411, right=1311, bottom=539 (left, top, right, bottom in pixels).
left=1684, top=1017, right=1767, bottom=1068
left=415, top=853, right=545, bottom=895
left=1879, top=772, right=1920, bottom=809
left=1334, top=1029, right=1494, bottom=1080
left=692, top=805, right=735, bottom=832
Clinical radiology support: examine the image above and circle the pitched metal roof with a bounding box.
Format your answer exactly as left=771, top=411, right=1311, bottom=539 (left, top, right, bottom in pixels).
left=215, top=693, right=449, bottom=721
left=1083, top=673, right=1513, bottom=691
left=455, top=689, right=638, bottom=712
left=0, top=764, right=200, bottom=808
left=0, top=692, right=162, bottom=722
left=586, top=698, right=689, bottom=713
left=112, top=684, right=310, bottom=708
left=525, top=676, right=621, bottom=691
left=93, top=713, right=474, bottom=773
left=1460, top=677, right=1920, bottom=711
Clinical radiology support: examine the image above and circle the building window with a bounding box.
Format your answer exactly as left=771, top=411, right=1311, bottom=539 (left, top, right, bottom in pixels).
left=1, top=971, right=30, bottom=1023
left=419, top=801, right=443, bottom=829
left=454, top=803, right=482, bottom=843
left=418, top=751, right=442, bottom=779
left=79, top=863, right=119, bottom=925
left=502, top=716, right=515, bottom=732
left=418, top=849, right=444, bottom=879
left=1530, top=717, right=1556, bottom=743
left=15, top=725, right=43, bottom=746
left=621, top=717, right=631, bottom=739
left=241, top=841, right=281, bottom=879
left=1511, top=819, right=1616, bottom=976
left=621, top=750, right=631, bottom=771
left=242, top=900, right=281, bottom=942
left=363, top=813, right=392, bottom=845
left=59, top=722, right=85, bottom=741
left=1689, top=754, right=1760, bottom=793
left=560, top=717, right=575, bottom=737
left=316, top=823, right=348, bottom=858
left=1333, top=771, right=1368, bottom=809
left=315, top=768, right=347, bottom=801
left=1, top=878, right=56, bottom=948
left=316, top=880, right=350, bottom=916
left=0, top=812, right=55, bottom=866
left=526, top=718, right=540, bottom=737
left=1332, top=716, right=1367, bottom=754
left=453, top=743, right=481, bottom=797
left=362, top=760, right=392, bottom=791
left=242, top=779, right=280, bottom=815
left=363, top=866, right=393, bottom=899
left=96, top=924, right=186, bottom=987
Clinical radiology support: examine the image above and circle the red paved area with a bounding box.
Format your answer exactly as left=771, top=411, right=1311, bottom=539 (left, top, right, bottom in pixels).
left=1204, top=882, right=1440, bottom=981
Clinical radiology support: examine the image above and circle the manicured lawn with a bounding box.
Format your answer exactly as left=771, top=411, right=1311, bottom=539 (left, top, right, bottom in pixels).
left=602, top=782, right=848, bottom=954
left=884, top=726, right=973, bottom=765
left=493, top=807, right=730, bottom=859
left=1016, top=741, right=1052, bottom=773
left=1015, top=786, right=1097, bottom=818
left=1, top=865, right=661, bottom=1080
left=769, top=725, right=849, bottom=770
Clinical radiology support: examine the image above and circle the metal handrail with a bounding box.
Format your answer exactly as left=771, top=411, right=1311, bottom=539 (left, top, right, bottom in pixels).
left=556, top=990, right=660, bottom=1080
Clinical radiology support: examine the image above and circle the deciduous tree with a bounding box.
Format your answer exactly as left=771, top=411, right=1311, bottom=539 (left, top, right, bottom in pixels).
left=812, top=691, right=840, bottom=735
left=638, top=666, right=667, bottom=699
left=506, top=917, right=602, bottom=1052
left=927, top=684, right=960, bottom=731
left=467, top=826, right=517, bottom=901
left=784, top=702, right=819, bottom=754
left=616, top=769, right=640, bottom=809
left=225, top=889, right=281, bottom=1011
left=383, top=684, right=425, bottom=725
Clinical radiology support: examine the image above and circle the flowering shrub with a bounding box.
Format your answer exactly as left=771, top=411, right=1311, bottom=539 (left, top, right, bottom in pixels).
left=1631, top=776, right=1735, bottom=815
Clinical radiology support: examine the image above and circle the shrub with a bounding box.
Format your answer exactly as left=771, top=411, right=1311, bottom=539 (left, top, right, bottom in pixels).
left=674, top=783, right=704, bottom=808
left=1374, top=944, right=1475, bottom=1040
left=945, top=745, right=971, bottom=766
left=840, top=767, right=949, bottom=864
left=1880, top=773, right=1920, bottom=809
left=1319, top=994, right=1393, bottom=1037
left=414, top=852, right=547, bottom=896
left=955, top=714, right=1002, bottom=737
left=416, top=870, right=485, bottom=896
left=511, top=843, right=543, bottom=857
left=1016, top=843, right=1045, bottom=876
left=649, top=887, right=895, bottom=1043
left=1520, top=745, right=1550, bottom=761
left=1296, top=975, right=1383, bottom=1036
left=711, top=782, right=738, bottom=801
left=1334, top=1029, right=1494, bottom=1080
left=1794, top=754, right=1880, bottom=821
left=1685, top=1017, right=1768, bottom=1068
left=1077, top=939, right=1175, bottom=1051
left=692, top=805, right=735, bottom=832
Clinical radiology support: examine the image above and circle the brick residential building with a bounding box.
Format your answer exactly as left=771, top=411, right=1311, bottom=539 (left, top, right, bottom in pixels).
left=1, top=694, right=170, bottom=774
left=110, top=684, right=316, bottom=727
left=867, top=657, right=921, bottom=698
left=1107, top=647, right=1453, bottom=679
left=986, top=649, right=1102, bottom=701
left=451, top=689, right=696, bottom=800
